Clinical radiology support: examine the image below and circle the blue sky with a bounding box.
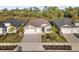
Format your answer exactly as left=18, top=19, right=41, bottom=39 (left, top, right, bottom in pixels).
left=0, top=6, right=69, bottom=10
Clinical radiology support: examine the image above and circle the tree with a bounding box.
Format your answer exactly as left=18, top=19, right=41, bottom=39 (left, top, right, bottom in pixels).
left=51, top=26, right=58, bottom=36
left=32, top=7, right=41, bottom=18
left=2, top=8, right=9, bottom=16
left=42, top=6, right=64, bottom=20
left=65, top=7, right=78, bottom=21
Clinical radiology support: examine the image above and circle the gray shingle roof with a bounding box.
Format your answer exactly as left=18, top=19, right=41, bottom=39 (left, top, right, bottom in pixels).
left=4, top=18, right=25, bottom=27
left=51, top=18, right=75, bottom=28
left=0, top=21, right=4, bottom=27
left=0, top=18, right=25, bottom=28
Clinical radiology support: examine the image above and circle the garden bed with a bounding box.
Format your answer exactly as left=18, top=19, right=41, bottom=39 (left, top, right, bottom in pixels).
left=0, top=33, right=23, bottom=43
left=41, top=33, right=68, bottom=43
left=0, top=27, right=24, bottom=43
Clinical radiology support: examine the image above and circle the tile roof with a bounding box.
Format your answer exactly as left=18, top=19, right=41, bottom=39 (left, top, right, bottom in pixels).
left=26, top=19, right=51, bottom=27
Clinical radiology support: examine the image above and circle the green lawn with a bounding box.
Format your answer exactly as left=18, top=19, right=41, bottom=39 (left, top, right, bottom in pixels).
left=41, top=33, right=68, bottom=43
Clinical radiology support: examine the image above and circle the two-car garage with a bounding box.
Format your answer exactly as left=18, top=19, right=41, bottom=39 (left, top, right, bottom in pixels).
left=61, top=27, right=79, bottom=34
left=24, top=27, right=42, bottom=34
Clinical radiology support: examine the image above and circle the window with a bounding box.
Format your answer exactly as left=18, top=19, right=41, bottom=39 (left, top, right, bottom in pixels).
left=42, top=27, right=44, bottom=32
left=47, top=28, right=51, bottom=31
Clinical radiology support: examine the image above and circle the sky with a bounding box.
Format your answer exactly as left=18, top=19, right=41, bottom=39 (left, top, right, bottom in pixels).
left=0, top=6, right=69, bottom=10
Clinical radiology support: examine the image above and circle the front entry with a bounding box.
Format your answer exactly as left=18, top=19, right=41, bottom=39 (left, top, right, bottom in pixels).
left=42, top=27, right=45, bottom=32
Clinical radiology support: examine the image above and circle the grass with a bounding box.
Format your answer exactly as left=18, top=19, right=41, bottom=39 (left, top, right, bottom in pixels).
left=41, top=33, right=68, bottom=43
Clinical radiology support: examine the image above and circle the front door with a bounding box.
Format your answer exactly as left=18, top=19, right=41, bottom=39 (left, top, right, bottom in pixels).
left=42, top=27, right=45, bottom=32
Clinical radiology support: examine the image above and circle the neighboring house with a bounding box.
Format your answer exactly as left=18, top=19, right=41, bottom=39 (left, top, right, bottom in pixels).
left=24, top=19, right=51, bottom=34
left=0, top=18, right=24, bottom=35
left=50, top=18, right=79, bottom=34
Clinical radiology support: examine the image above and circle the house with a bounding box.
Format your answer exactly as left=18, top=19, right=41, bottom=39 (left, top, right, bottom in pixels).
left=50, top=18, right=79, bottom=34
left=75, top=21, right=79, bottom=26
left=24, top=19, right=51, bottom=34
left=0, top=18, right=25, bottom=35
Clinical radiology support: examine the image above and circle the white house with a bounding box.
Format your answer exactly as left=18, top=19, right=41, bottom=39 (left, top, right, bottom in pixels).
left=0, top=18, right=24, bottom=35
left=24, top=19, right=51, bottom=34
left=52, top=18, right=79, bottom=34
left=61, top=25, right=79, bottom=34
left=75, top=22, right=79, bottom=26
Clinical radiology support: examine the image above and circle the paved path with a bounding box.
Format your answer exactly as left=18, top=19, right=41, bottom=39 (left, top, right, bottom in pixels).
left=63, top=34, right=79, bottom=43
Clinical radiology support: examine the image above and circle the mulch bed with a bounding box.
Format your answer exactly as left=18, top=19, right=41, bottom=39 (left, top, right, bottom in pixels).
left=43, top=45, right=72, bottom=50
left=0, top=45, right=17, bottom=50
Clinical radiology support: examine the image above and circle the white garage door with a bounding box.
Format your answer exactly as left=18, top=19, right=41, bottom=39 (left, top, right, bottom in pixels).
left=24, top=29, right=35, bottom=34
left=61, top=28, right=72, bottom=34
left=61, top=28, right=79, bottom=34
left=36, top=28, right=42, bottom=33
left=24, top=28, right=42, bottom=34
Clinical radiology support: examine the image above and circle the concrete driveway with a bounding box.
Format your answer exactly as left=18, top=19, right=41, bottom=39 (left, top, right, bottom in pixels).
left=63, top=34, right=79, bottom=43
left=19, top=43, right=44, bottom=51
left=20, top=33, right=45, bottom=51
left=22, top=33, right=42, bottom=43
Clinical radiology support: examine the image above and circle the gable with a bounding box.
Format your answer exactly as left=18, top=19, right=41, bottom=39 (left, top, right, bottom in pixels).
left=4, top=23, right=11, bottom=26
left=62, top=24, right=71, bottom=28
left=25, top=25, right=37, bottom=29
left=41, top=24, right=47, bottom=27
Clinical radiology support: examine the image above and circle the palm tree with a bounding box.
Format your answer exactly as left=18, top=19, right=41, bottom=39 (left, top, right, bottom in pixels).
left=51, top=26, right=58, bottom=36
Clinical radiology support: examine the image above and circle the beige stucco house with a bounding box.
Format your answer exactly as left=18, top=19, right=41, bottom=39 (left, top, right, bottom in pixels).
left=24, top=19, right=52, bottom=34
